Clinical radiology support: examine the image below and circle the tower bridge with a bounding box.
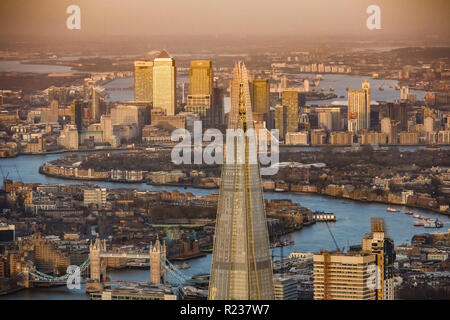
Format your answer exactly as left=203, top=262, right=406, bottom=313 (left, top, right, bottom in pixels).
left=25, top=236, right=191, bottom=290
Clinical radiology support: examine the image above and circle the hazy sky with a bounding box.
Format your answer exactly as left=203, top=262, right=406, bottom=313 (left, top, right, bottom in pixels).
left=0, top=0, right=448, bottom=39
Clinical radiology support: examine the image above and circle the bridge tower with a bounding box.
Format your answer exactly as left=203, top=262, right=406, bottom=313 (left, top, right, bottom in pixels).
left=21, top=265, right=30, bottom=288
left=89, top=237, right=106, bottom=282
left=149, top=236, right=166, bottom=284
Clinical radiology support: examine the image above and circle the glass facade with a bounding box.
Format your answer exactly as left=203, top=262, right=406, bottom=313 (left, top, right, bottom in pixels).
left=153, top=51, right=176, bottom=116
left=208, top=62, right=274, bottom=300
left=134, top=61, right=153, bottom=103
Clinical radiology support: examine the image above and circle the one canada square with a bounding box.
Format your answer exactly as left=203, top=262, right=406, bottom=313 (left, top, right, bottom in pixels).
left=208, top=62, right=274, bottom=300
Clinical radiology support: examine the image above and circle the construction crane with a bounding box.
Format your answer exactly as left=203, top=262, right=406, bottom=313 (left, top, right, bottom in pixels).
left=324, top=221, right=341, bottom=251
left=0, top=165, right=10, bottom=181
left=322, top=222, right=341, bottom=300
left=271, top=234, right=292, bottom=270
left=14, top=165, right=22, bottom=182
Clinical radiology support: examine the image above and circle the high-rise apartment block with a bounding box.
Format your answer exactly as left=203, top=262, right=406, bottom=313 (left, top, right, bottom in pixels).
left=313, top=251, right=377, bottom=300
left=362, top=218, right=396, bottom=300
left=273, top=276, right=298, bottom=300
left=314, top=218, right=395, bottom=300
left=58, top=125, right=79, bottom=150
left=348, top=81, right=370, bottom=132
left=83, top=188, right=107, bottom=207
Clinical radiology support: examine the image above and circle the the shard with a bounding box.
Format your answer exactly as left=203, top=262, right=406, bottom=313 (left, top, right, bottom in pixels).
left=208, top=62, right=274, bottom=300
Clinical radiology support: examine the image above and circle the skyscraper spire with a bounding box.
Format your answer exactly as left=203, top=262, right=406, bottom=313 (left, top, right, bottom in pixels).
left=208, top=62, right=274, bottom=300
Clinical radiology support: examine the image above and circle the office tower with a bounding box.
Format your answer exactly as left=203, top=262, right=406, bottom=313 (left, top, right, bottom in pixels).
left=186, top=60, right=213, bottom=126
left=212, top=87, right=225, bottom=127
left=153, top=50, right=176, bottom=116
left=111, top=104, right=146, bottom=131
left=91, top=87, right=103, bottom=121
left=362, top=218, right=396, bottom=300
left=400, top=86, right=409, bottom=100
left=274, top=104, right=286, bottom=139
left=362, top=80, right=370, bottom=115
left=386, top=102, right=408, bottom=131
left=348, top=81, right=370, bottom=132
left=134, top=60, right=153, bottom=103
left=316, top=107, right=341, bottom=131
left=189, top=60, right=213, bottom=96
left=208, top=62, right=274, bottom=300
left=41, top=100, right=59, bottom=123
left=282, top=89, right=299, bottom=134
left=70, top=100, right=83, bottom=132
left=313, top=251, right=377, bottom=300
left=273, top=276, right=298, bottom=300
left=252, top=78, right=270, bottom=114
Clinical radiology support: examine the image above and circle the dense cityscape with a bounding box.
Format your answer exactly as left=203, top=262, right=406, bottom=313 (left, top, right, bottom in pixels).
left=0, top=0, right=449, bottom=305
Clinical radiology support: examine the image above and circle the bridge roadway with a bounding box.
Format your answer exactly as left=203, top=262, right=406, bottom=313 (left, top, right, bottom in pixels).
left=99, top=252, right=150, bottom=259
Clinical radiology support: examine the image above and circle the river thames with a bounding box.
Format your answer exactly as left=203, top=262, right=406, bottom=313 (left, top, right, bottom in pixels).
left=1, top=153, right=449, bottom=299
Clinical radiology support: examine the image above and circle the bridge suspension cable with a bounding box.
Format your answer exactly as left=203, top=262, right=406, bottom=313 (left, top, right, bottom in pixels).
left=28, top=258, right=90, bottom=282
left=164, top=259, right=191, bottom=281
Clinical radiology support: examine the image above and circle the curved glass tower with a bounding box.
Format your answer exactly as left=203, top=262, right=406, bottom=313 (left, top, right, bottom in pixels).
left=208, top=62, right=274, bottom=300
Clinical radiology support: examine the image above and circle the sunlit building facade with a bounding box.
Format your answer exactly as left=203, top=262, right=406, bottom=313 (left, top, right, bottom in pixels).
left=134, top=60, right=153, bottom=103
left=252, top=78, right=270, bottom=114
left=186, top=60, right=213, bottom=126
left=282, top=89, right=299, bottom=134
left=348, top=80, right=370, bottom=132
left=153, top=51, right=176, bottom=116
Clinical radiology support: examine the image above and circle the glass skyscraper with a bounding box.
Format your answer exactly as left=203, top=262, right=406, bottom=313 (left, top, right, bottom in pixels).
left=153, top=50, right=176, bottom=116
left=208, top=62, right=274, bottom=300
left=134, top=60, right=153, bottom=103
